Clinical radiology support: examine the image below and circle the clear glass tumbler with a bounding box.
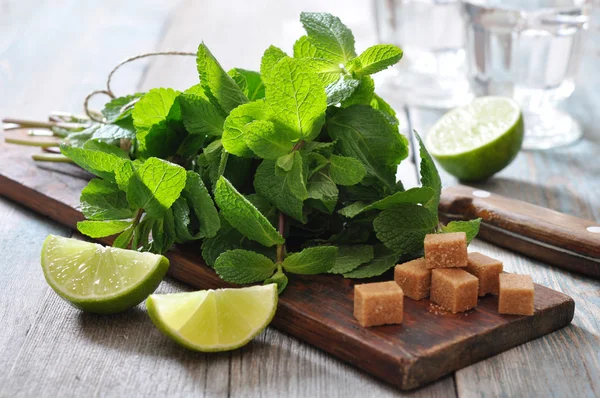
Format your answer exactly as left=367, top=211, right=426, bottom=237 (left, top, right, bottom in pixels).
left=463, top=0, right=592, bottom=150
left=373, top=0, right=474, bottom=108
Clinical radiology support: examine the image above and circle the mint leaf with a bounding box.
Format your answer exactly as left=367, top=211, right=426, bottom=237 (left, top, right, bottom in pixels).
left=244, top=120, right=294, bottom=160
left=197, top=43, right=248, bottom=113
left=132, top=87, right=180, bottom=138
left=214, top=249, right=276, bottom=284
left=264, top=270, right=288, bottom=294
left=255, top=160, right=305, bottom=222
left=60, top=143, right=125, bottom=183
left=328, top=155, right=366, bottom=186
left=441, top=219, right=481, bottom=244
left=149, top=210, right=176, bottom=254
left=328, top=105, right=408, bottom=191
left=172, top=198, right=201, bottom=242
left=307, top=171, right=338, bottom=214
left=276, top=152, right=295, bottom=172
left=77, top=220, right=131, bottom=238
left=341, top=76, right=374, bottom=107
left=80, top=179, right=135, bottom=221
left=228, top=68, right=265, bottom=101
left=83, top=140, right=128, bottom=159
left=373, top=204, right=438, bottom=255
left=282, top=246, right=337, bottom=274
left=370, top=93, right=397, bottom=119
left=300, top=12, right=356, bottom=64
left=91, top=123, right=136, bottom=143
left=102, top=94, right=143, bottom=123
left=343, top=245, right=398, bottom=278
left=112, top=223, right=135, bottom=249
left=222, top=100, right=269, bottom=157
left=339, top=187, right=435, bottom=218
left=416, top=132, right=442, bottom=214
left=260, top=45, right=287, bottom=83
left=293, top=35, right=319, bottom=58
left=265, top=57, right=326, bottom=141
left=298, top=58, right=343, bottom=86
left=279, top=151, right=308, bottom=200
left=348, top=44, right=403, bottom=76
left=214, top=176, right=284, bottom=247
left=325, top=77, right=360, bottom=106
left=201, top=216, right=242, bottom=266
left=330, top=245, right=374, bottom=274
left=132, top=217, right=154, bottom=251
left=180, top=91, right=226, bottom=136
left=126, top=157, right=187, bottom=218
left=181, top=171, right=221, bottom=238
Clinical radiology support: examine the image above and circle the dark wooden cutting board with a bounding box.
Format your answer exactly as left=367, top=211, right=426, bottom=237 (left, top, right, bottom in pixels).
left=0, top=142, right=574, bottom=390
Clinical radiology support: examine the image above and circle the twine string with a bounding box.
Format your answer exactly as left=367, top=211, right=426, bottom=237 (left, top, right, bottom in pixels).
left=84, top=51, right=196, bottom=123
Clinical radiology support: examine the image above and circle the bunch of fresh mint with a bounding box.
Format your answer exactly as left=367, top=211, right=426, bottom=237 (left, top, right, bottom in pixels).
left=60, top=12, right=480, bottom=293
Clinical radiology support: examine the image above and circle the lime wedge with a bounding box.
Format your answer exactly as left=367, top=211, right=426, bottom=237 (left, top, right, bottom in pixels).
left=41, top=235, right=169, bottom=314
left=146, top=284, right=278, bottom=352
left=426, top=96, right=524, bottom=181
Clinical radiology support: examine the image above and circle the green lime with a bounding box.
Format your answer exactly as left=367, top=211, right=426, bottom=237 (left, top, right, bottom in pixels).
left=41, top=235, right=169, bottom=314
left=146, top=284, right=278, bottom=352
left=426, top=96, right=524, bottom=181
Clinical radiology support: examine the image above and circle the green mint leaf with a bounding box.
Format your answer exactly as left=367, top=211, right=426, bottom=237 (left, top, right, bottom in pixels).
left=347, top=44, right=403, bottom=76
left=126, top=157, right=187, bottom=218
left=328, top=154, right=366, bottom=186
left=244, top=120, right=294, bottom=160
left=181, top=171, right=221, bottom=238
left=441, top=218, right=481, bottom=244
left=255, top=160, right=305, bottom=222
left=113, top=223, right=135, bottom=249
left=279, top=151, right=308, bottom=200
left=343, top=245, right=398, bottom=278
left=101, top=93, right=143, bottom=123
left=172, top=197, right=200, bottom=242
left=132, top=217, right=154, bottom=251
left=77, top=220, right=131, bottom=238
left=214, top=176, right=284, bottom=247
left=260, top=45, right=288, bottom=84
left=176, top=133, right=207, bottom=160
left=60, top=143, right=125, bottom=183
left=374, top=204, right=438, bottom=254
left=328, top=105, right=408, bottom=191
left=339, top=187, right=435, bottom=218
left=222, top=100, right=269, bottom=157
left=307, top=171, right=338, bottom=214
left=305, top=152, right=329, bottom=177
left=325, top=76, right=360, bottom=106
left=83, top=140, right=128, bottom=159
left=293, top=35, right=319, bottom=58
left=264, top=270, right=288, bottom=294
left=265, top=57, right=326, bottom=141
left=282, top=246, right=337, bottom=275
left=180, top=91, right=226, bottom=136
left=197, top=43, right=248, bottom=113
left=416, top=132, right=442, bottom=214
left=214, top=249, right=276, bottom=284
left=201, top=216, right=242, bottom=266
left=80, top=179, right=136, bottom=221
left=330, top=245, right=374, bottom=274
left=115, top=160, right=136, bottom=192
left=298, top=58, right=343, bottom=86
left=300, top=12, right=357, bottom=64
left=132, top=87, right=180, bottom=137
left=276, top=152, right=295, bottom=172
left=149, top=210, right=176, bottom=254
left=196, top=140, right=223, bottom=189
left=91, top=123, right=136, bottom=143
left=228, top=68, right=265, bottom=101
left=370, top=93, right=397, bottom=119
left=341, top=76, right=375, bottom=107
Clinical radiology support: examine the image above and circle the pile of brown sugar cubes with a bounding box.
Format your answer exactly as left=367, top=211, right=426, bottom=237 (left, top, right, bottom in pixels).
left=353, top=232, right=535, bottom=327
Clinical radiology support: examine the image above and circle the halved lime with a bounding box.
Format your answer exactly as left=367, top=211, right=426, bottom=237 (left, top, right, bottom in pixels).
left=146, top=284, right=278, bottom=352
left=41, top=235, right=169, bottom=314
left=426, top=96, right=524, bottom=181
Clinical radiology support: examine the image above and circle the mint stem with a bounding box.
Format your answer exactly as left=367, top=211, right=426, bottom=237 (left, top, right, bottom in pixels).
left=31, top=153, right=73, bottom=163
left=5, top=137, right=60, bottom=148
left=276, top=211, right=286, bottom=263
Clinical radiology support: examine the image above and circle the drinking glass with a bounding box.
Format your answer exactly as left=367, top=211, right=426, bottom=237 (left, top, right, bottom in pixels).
left=373, top=0, right=474, bottom=108
left=463, top=0, right=592, bottom=149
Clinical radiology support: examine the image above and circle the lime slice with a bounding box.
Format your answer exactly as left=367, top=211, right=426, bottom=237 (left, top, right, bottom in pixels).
left=146, top=284, right=278, bottom=352
left=426, top=96, right=524, bottom=181
left=41, top=235, right=169, bottom=314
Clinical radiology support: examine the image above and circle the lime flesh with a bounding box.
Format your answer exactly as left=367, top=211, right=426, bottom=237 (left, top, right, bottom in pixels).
left=426, top=96, right=524, bottom=181
left=146, top=284, right=278, bottom=352
left=41, top=235, right=169, bottom=314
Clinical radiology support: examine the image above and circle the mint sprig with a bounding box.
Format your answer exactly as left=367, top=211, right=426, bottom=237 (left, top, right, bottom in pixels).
left=58, top=12, right=474, bottom=292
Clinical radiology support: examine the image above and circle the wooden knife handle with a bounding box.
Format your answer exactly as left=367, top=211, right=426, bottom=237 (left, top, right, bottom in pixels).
left=439, top=185, right=600, bottom=279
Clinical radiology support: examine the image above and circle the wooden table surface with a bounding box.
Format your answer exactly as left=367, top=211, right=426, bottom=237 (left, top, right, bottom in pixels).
left=1, top=0, right=599, bottom=397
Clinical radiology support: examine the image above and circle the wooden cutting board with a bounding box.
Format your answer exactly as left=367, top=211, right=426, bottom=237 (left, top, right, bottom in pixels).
left=0, top=142, right=575, bottom=390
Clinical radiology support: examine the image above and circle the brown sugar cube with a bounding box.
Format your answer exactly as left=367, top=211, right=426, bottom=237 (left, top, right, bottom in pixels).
left=430, top=269, right=478, bottom=313
left=424, top=232, right=468, bottom=269
left=394, top=258, right=432, bottom=300
left=354, top=281, right=404, bottom=327
left=498, top=274, right=534, bottom=316
left=465, top=252, right=503, bottom=296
